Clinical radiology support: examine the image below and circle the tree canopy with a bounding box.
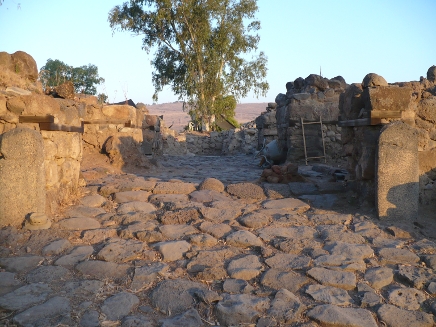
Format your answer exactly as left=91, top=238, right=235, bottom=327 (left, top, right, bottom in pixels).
left=39, top=59, right=105, bottom=95
left=109, top=0, right=269, bottom=130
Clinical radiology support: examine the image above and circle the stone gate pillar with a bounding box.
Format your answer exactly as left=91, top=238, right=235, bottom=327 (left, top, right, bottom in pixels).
left=377, top=121, right=418, bottom=220
left=0, top=127, right=46, bottom=227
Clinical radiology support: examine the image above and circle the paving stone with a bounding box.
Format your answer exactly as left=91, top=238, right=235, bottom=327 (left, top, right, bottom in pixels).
left=101, top=292, right=139, bottom=321
left=119, top=221, right=157, bottom=239
left=160, top=308, right=202, bottom=327
left=159, top=224, right=198, bottom=239
left=357, top=282, right=383, bottom=307
left=263, top=182, right=292, bottom=198
left=318, top=225, right=366, bottom=244
left=261, top=269, right=309, bottom=292
left=265, top=253, right=311, bottom=270
left=324, top=241, right=373, bottom=259
left=75, top=260, right=130, bottom=279
left=27, top=265, right=72, bottom=284
left=113, top=190, right=151, bottom=203
left=12, top=296, right=71, bottom=327
left=227, top=254, right=263, bottom=280
left=189, top=189, right=229, bottom=203
left=148, top=194, right=190, bottom=206
left=309, top=213, right=352, bottom=225
left=63, top=280, right=105, bottom=298
left=121, top=315, right=155, bottom=327
left=226, top=182, right=266, bottom=200
left=412, top=238, right=436, bottom=254
left=378, top=248, right=420, bottom=265
left=422, top=254, right=436, bottom=269
left=222, top=278, right=254, bottom=294
left=117, top=201, right=157, bottom=214
left=387, top=287, right=426, bottom=310
left=99, top=179, right=155, bottom=196
left=187, top=248, right=239, bottom=276
left=188, top=233, right=218, bottom=247
left=289, top=182, right=318, bottom=196
left=0, top=255, right=43, bottom=273
left=307, top=304, right=378, bottom=327
left=55, top=245, right=94, bottom=267
left=153, top=181, right=196, bottom=194
left=268, top=289, right=306, bottom=323
left=225, top=230, right=264, bottom=248
left=427, top=281, right=436, bottom=294
left=364, top=267, right=394, bottom=289
left=306, top=284, right=354, bottom=305
left=215, top=293, right=270, bottom=326
left=274, top=236, right=322, bottom=255
left=80, top=310, right=100, bottom=327
left=80, top=194, right=107, bottom=207
left=57, top=217, right=101, bottom=230
left=262, top=198, right=310, bottom=213
left=159, top=208, right=200, bottom=224
left=153, top=240, right=191, bottom=262
left=258, top=225, right=316, bottom=242
left=130, top=263, right=169, bottom=291
left=316, top=181, right=346, bottom=193
left=200, top=201, right=244, bottom=222
left=42, top=239, right=71, bottom=256
left=97, top=238, right=150, bottom=263
left=67, top=205, right=106, bottom=217
left=0, top=283, right=51, bottom=311
left=397, top=264, right=435, bottom=289
left=0, top=272, right=22, bottom=296
left=238, top=211, right=271, bottom=228
left=199, top=221, right=232, bottom=239
left=377, top=304, right=434, bottom=327
left=150, top=279, right=208, bottom=315
left=353, top=220, right=377, bottom=232
left=198, top=177, right=225, bottom=192
left=314, top=255, right=366, bottom=271
left=386, top=226, right=412, bottom=239
left=298, top=194, right=339, bottom=209
left=307, top=267, right=356, bottom=290
left=81, top=228, right=118, bottom=243
left=371, top=237, right=404, bottom=248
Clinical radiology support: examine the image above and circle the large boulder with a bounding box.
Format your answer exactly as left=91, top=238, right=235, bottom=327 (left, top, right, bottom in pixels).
left=427, top=65, right=436, bottom=82
left=305, top=74, right=329, bottom=91
left=362, top=73, right=388, bottom=88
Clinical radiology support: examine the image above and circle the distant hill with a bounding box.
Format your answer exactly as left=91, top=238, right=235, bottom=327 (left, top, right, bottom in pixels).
left=147, top=102, right=268, bottom=132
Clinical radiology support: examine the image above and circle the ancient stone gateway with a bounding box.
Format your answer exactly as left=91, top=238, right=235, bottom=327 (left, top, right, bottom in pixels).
left=377, top=122, right=419, bottom=220
left=0, top=127, right=46, bottom=227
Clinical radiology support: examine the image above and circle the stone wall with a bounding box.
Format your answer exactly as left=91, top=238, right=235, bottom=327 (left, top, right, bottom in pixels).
left=341, top=68, right=436, bottom=208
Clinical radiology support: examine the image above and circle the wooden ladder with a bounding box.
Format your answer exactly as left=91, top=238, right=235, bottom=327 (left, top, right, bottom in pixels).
left=301, top=117, right=327, bottom=165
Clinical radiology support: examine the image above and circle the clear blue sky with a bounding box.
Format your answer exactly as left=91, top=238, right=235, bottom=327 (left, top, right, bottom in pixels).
left=1, top=0, right=435, bottom=104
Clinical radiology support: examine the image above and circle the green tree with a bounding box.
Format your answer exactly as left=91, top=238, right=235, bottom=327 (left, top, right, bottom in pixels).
left=39, top=59, right=105, bottom=95
left=109, top=0, right=269, bottom=130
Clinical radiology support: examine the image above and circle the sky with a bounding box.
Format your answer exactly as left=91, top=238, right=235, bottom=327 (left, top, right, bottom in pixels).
left=1, top=0, right=436, bottom=105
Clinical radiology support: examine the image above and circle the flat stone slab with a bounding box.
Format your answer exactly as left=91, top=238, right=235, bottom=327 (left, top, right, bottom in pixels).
left=397, top=265, right=434, bottom=289
left=261, top=269, right=309, bottom=292
left=131, top=263, right=170, bottom=291
left=0, top=283, right=51, bottom=311
left=306, top=285, right=354, bottom=306
left=262, top=198, right=310, bottom=213
left=313, top=255, right=365, bottom=271
left=265, top=253, right=311, bottom=270
left=222, top=279, right=254, bottom=294
left=364, top=267, right=394, bottom=289
left=80, top=194, right=107, bottom=207
left=0, top=256, right=44, bottom=273
left=289, top=182, right=318, bottom=196
left=42, top=239, right=71, bottom=256
left=378, top=248, right=420, bottom=265
left=67, top=205, right=106, bottom=217
left=268, top=289, right=305, bottom=324
left=113, top=190, right=151, bottom=203
left=81, top=228, right=118, bottom=243
left=117, top=201, right=157, bottom=214
left=75, top=260, right=130, bottom=279
left=388, top=287, right=426, bottom=310
left=307, top=304, right=378, bottom=327
left=225, top=230, right=264, bottom=248
left=153, top=240, right=191, bottom=262
left=309, top=213, right=352, bottom=225
left=215, top=294, right=270, bottom=326
left=298, top=194, right=339, bottom=209
left=307, top=267, right=356, bottom=290
left=12, top=296, right=71, bottom=327
left=27, top=265, right=72, bottom=284
left=97, top=238, right=149, bottom=263
left=325, top=241, right=373, bottom=259
left=377, top=304, right=434, bottom=327
left=226, top=182, right=266, bottom=200
left=153, top=182, right=196, bottom=194
left=101, top=292, right=139, bottom=321
left=55, top=246, right=94, bottom=267
left=0, top=272, right=22, bottom=296
left=258, top=226, right=316, bottom=242
left=238, top=212, right=271, bottom=228
left=189, top=190, right=229, bottom=203
left=57, top=217, right=101, bottom=230
left=200, top=201, right=244, bottom=222
left=148, top=194, right=190, bottom=206
left=159, top=224, right=199, bottom=239
left=263, top=183, right=292, bottom=198
left=227, top=255, right=263, bottom=280
left=188, top=233, right=218, bottom=247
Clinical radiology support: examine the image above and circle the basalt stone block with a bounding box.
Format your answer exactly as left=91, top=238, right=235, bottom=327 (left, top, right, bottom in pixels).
left=362, top=86, right=412, bottom=112
left=377, top=122, right=419, bottom=220
left=0, top=128, right=46, bottom=227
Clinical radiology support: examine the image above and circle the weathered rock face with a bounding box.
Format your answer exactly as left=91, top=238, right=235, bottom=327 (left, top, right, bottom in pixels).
left=0, top=128, right=46, bottom=227
left=377, top=122, right=419, bottom=220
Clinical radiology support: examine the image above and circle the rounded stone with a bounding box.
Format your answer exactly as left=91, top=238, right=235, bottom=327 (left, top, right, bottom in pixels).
left=427, top=65, right=436, bottom=82
left=24, top=213, right=51, bottom=230
left=362, top=73, right=388, bottom=88
left=198, top=177, right=225, bottom=192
